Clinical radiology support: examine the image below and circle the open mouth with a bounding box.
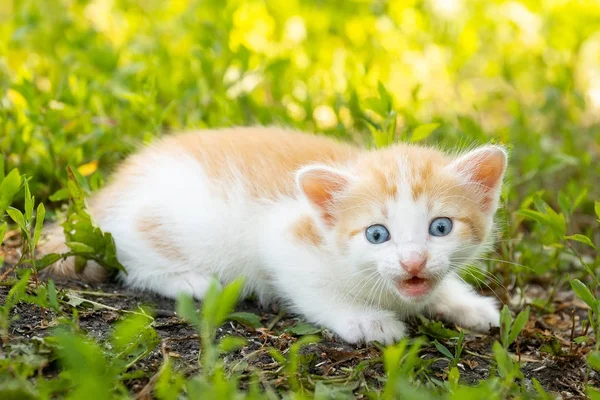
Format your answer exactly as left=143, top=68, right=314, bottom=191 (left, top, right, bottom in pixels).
left=395, top=277, right=433, bottom=297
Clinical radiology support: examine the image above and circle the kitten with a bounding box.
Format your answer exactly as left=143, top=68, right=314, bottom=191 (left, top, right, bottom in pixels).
left=40, top=127, right=506, bottom=344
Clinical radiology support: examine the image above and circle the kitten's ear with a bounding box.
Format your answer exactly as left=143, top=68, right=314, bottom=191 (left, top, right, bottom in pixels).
left=296, top=165, right=352, bottom=226
left=448, top=145, right=508, bottom=212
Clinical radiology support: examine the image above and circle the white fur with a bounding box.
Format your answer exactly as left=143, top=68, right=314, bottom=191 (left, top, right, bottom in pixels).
left=89, top=149, right=503, bottom=344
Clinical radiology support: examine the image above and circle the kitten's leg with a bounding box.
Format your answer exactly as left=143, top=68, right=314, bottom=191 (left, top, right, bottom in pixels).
left=291, top=292, right=407, bottom=344
left=127, top=272, right=211, bottom=299
left=428, top=274, right=500, bottom=331
left=329, top=307, right=408, bottom=345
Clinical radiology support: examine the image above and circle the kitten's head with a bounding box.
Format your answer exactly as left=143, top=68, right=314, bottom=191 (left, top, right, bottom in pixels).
left=297, top=144, right=507, bottom=303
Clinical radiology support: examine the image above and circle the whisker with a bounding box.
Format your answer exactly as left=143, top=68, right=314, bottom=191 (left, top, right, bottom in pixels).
left=455, top=271, right=504, bottom=303
left=454, top=264, right=506, bottom=289
left=453, top=257, right=534, bottom=271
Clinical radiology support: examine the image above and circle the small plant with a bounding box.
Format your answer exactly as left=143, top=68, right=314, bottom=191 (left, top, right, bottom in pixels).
left=433, top=330, right=465, bottom=369
left=381, top=337, right=427, bottom=399
left=499, top=305, right=530, bottom=351
left=3, top=173, right=45, bottom=283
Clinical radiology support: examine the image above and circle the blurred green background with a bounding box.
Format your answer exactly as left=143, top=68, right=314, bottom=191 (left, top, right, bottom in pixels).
left=1, top=0, right=599, bottom=290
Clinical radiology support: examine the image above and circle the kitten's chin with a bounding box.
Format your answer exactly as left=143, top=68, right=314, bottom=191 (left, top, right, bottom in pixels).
left=395, top=277, right=433, bottom=298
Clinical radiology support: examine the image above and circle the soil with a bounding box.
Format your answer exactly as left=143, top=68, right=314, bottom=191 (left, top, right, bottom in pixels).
left=0, top=276, right=596, bottom=399
left=0, top=231, right=597, bottom=398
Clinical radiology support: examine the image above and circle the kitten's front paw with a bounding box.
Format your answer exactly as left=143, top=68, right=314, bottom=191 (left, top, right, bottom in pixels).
left=454, top=296, right=500, bottom=332
left=333, top=310, right=407, bottom=345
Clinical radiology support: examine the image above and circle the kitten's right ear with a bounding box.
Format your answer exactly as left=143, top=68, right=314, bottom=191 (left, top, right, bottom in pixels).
left=296, top=165, right=352, bottom=226
left=448, top=145, right=508, bottom=213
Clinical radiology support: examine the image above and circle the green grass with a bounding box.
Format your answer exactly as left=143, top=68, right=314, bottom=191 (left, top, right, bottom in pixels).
left=1, top=0, right=600, bottom=398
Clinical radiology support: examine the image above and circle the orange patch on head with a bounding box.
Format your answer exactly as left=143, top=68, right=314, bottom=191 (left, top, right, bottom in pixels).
left=456, top=216, right=485, bottom=243
left=348, top=228, right=363, bottom=238
left=291, top=216, right=323, bottom=246
left=371, top=168, right=398, bottom=199
left=137, top=213, right=187, bottom=262
left=411, top=159, right=435, bottom=201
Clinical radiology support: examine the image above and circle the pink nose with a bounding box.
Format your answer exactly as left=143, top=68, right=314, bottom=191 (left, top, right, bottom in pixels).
left=400, top=252, right=427, bottom=276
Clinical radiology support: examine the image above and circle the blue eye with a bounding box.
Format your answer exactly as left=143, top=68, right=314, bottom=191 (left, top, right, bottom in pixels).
left=365, top=225, right=390, bottom=244
left=429, top=217, right=453, bottom=237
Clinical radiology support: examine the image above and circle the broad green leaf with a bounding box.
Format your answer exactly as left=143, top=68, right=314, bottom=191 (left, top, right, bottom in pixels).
left=54, top=329, right=115, bottom=400
left=508, top=306, right=530, bottom=343
left=49, top=188, right=69, bottom=202
left=558, top=192, right=570, bottom=217
left=101, top=232, right=125, bottom=273
left=24, top=182, right=33, bottom=222
left=154, top=358, right=186, bottom=400
left=564, top=234, right=596, bottom=248
left=410, top=123, right=440, bottom=142
left=47, top=280, right=59, bottom=311
left=0, top=169, right=22, bottom=216
left=595, top=201, right=600, bottom=221
left=175, top=294, right=201, bottom=331
left=588, top=351, right=600, bottom=371
left=571, top=189, right=588, bottom=213
left=570, top=279, right=597, bottom=311
left=66, top=165, right=85, bottom=205
left=516, top=209, right=548, bottom=226
left=433, top=340, right=454, bottom=359
left=448, top=366, right=460, bottom=386
left=36, top=253, right=63, bottom=269
left=32, top=203, right=45, bottom=247
left=499, top=305, right=512, bottom=348
left=364, top=97, right=388, bottom=117
left=212, top=277, right=244, bottom=328
left=286, top=321, right=322, bottom=335
left=286, top=334, right=320, bottom=391
left=0, top=221, right=5, bottom=264
left=417, top=319, right=459, bottom=339
left=4, top=269, right=31, bottom=310
left=455, top=330, right=465, bottom=359
left=65, top=242, right=95, bottom=254
left=66, top=295, right=86, bottom=308
left=574, top=336, right=589, bottom=344
left=531, top=378, right=551, bottom=400
left=0, top=222, right=6, bottom=242
left=69, top=164, right=91, bottom=193
left=377, top=81, right=393, bottom=113
left=588, top=387, right=600, bottom=400
left=0, top=377, right=38, bottom=399
left=7, top=207, right=27, bottom=233
left=492, top=341, right=513, bottom=378
left=218, top=336, right=247, bottom=353
left=228, top=312, right=263, bottom=329
left=268, top=348, right=286, bottom=364
left=89, top=171, right=104, bottom=191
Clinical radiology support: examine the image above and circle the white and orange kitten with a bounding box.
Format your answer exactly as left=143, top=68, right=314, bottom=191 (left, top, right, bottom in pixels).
left=41, top=127, right=506, bottom=344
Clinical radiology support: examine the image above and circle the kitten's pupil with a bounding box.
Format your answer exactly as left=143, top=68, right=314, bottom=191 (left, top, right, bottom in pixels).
left=437, top=224, right=445, bottom=233
left=373, top=232, right=380, bottom=240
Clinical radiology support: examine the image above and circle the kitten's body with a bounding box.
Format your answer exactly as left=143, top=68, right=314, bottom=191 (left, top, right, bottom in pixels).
left=41, top=127, right=505, bottom=344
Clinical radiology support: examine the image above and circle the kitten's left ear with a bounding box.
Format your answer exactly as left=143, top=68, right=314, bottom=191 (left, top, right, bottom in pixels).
left=448, top=145, right=508, bottom=212
left=296, top=165, right=352, bottom=226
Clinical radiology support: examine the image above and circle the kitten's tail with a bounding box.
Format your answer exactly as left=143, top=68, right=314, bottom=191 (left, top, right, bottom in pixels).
left=37, top=223, right=107, bottom=283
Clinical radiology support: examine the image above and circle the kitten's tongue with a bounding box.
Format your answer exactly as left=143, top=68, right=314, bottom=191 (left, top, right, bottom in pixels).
left=396, top=277, right=432, bottom=297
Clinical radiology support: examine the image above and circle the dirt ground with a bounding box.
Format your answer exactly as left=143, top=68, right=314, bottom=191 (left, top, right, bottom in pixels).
left=0, top=230, right=597, bottom=398
left=0, top=275, right=596, bottom=399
